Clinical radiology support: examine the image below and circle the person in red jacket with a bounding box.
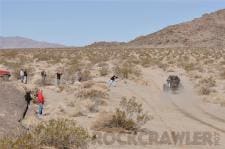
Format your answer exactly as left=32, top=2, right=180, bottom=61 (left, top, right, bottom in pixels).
left=37, top=89, right=45, bottom=115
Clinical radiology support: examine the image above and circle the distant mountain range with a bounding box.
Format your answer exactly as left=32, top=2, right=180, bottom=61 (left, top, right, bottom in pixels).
left=0, top=36, right=65, bottom=49
left=1, top=9, right=225, bottom=49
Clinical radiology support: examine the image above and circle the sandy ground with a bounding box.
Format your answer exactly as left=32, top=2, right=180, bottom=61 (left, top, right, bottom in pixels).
left=17, top=67, right=225, bottom=149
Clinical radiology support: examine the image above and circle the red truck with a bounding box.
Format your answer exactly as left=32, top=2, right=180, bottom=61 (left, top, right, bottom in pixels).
left=0, top=69, right=11, bottom=80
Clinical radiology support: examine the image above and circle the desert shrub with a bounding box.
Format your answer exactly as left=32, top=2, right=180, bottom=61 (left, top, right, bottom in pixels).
left=66, top=58, right=82, bottom=75
left=76, top=88, right=108, bottom=99
left=58, top=86, right=65, bottom=92
left=110, top=109, right=136, bottom=131
left=34, top=52, right=52, bottom=62
left=199, top=86, right=211, bottom=95
left=0, top=119, right=90, bottom=149
left=80, top=70, right=92, bottom=81
left=99, top=66, right=109, bottom=76
left=1, top=50, right=18, bottom=58
left=197, top=77, right=216, bottom=96
left=105, top=97, right=152, bottom=132
left=157, top=62, right=168, bottom=71
left=82, top=81, right=95, bottom=89
left=1, top=61, right=24, bottom=71
left=86, top=51, right=108, bottom=64
left=139, top=56, right=152, bottom=67
left=126, top=55, right=140, bottom=65
left=199, top=77, right=216, bottom=88
left=182, top=63, right=197, bottom=72
left=113, top=63, right=141, bottom=79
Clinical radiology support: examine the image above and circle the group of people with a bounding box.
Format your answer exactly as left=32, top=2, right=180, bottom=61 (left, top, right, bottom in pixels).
left=20, top=68, right=118, bottom=88
left=19, top=88, right=45, bottom=122
left=20, top=69, right=63, bottom=86
left=17, top=66, right=118, bottom=122
left=19, top=69, right=28, bottom=84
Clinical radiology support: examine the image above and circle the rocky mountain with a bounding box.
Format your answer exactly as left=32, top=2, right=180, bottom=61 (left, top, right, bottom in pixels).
left=128, top=9, right=225, bottom=48
left=0, top=36, right=65, bottom=49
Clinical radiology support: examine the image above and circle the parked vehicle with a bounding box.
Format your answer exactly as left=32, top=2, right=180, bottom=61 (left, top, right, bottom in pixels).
left=0, top=69, right=11, bottom=81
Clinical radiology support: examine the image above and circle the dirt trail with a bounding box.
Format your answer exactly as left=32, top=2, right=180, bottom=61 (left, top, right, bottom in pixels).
left=142, top=68, right=225, bottom=133
left=92, top=68, right=225, bottom=149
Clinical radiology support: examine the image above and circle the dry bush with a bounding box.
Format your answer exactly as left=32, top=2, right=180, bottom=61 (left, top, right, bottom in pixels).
left=199, top=86, right=211, bottom=95
left=82, top=81, right=95, bottom=89
left=34, top=52, right=53, bottom=62
left=199, top=77, right=216, bottom=88
left=80, top=70, right=92, bottom=82
left=139, top=56, right=152, bottom=67
left=0, top=50, right=18, bottom=58
left=66, top=58, right=82, bottom=76
left=1, top=61, right=25, bottom=71
left=113, top=63, right=141, bottom=79
left=58, top=86, right=65, bottom=92
left=99, top=66, right=109, bottom=76
left=96, top=97, right=152, bottom=132
left=182, top=62, right=197, bottom=72
left=86, top=50, right=109, bottom=64
left=97, top=62, right=108, bottom=68
left=197, top=77, right=216, bottom=95
left=76, top=88, right=108, bottom=99
left=0, top=119, right=90, bottom=149
left=157, top=62, right=168, bottom=71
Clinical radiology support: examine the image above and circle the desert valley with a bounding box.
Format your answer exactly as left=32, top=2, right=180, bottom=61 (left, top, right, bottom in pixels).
left=0, top=8, right=225, bottom=149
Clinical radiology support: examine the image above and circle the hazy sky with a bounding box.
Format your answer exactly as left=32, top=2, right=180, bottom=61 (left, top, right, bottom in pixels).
left=1, top=0, right=225, bottom=46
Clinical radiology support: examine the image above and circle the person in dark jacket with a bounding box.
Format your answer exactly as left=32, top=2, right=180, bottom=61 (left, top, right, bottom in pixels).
left=23, top=70, right=28, bottom=84
left=108, top=75, right=118, bottom=87
left=56, top=71, right=62, bottom=86
left=41, top=70, right=47, bottom=85
left=18, top=90, right=32, bottom=122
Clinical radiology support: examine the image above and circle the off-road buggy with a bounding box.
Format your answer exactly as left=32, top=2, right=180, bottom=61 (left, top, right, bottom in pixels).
left=0, top=69, right=11, bottom=81
left=163, top=75, right=181, bottom=92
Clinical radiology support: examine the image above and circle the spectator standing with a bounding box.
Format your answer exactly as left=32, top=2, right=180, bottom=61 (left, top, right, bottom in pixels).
left=19, top=69, right=24, bottom=83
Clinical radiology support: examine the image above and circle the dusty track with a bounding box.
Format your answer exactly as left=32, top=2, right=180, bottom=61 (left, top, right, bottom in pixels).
left=143, top=68, right=225, bottom=134
left=101, top=70, right=225, bottom=149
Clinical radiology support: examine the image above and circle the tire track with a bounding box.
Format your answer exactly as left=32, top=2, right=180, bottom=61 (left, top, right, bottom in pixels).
left=145, top=72, right=225, bottom=134
left=169, top=101, right=225, bottom=133
left=125, top=83, right=173, bottom=132
left=197, top=106, right=225, bottom=123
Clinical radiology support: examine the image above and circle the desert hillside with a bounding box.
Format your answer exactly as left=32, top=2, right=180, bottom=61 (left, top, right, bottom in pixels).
left=129, top=9, right=225, bottom=48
